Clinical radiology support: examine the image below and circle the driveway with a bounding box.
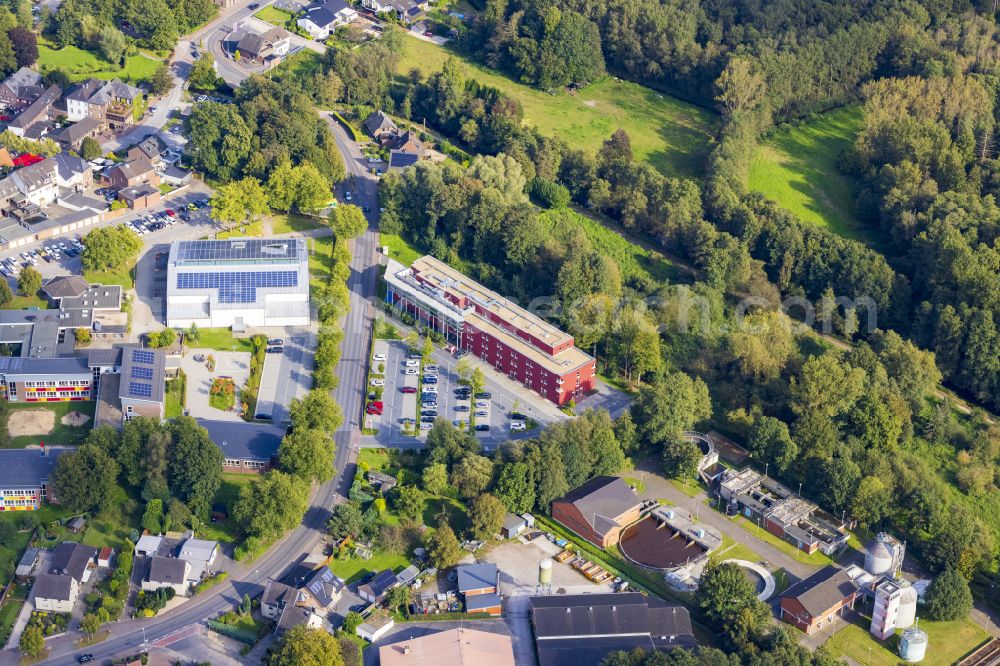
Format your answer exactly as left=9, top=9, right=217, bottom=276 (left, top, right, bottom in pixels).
left=182, top=350, right=252, bottom=421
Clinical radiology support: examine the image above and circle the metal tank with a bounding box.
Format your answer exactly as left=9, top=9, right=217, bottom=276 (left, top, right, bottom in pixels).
left=539, top=558, right=553, bottom=585
left=865, top=538, right=894, bottom=575
left=899, top=626, right=928, bottom=663
left=896, top=584, right=918, bottom=629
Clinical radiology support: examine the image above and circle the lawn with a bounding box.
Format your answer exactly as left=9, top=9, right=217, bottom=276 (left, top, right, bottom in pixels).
left=670, top=478, right=705, bottom=499
left=255, top=5, right=294, bottom=24
left=823, top=616, right=988, bottom=666
left=397, top=34, right=716, bottom=180
left=327, top=550, right=410, bottom=585
left=5, top=400, right=96, bottom=448
left=270, top=49, right=323, bottom=79
left=79, top=485, right=139, bottom=550
left=308, top=235, right=337, bottom=291
left=193, top=328, right=255, bottom=352
left=380, top=233, right=420, bottom=267
left=83, top=268, right=134, bottom=289
left=217, top=220, right=263, bottom=239
left=37, top=43, right=161, bottom=83
left=4, top=294, right=47, bottom=310
left=0, top=584, right=27, bottom=647
left=199, top=473, right=255, bottom=543
left=710, top=533, right=762, bottom=564
left=271, top=213, right=326, bottom=235
left=165, top=371, right=186, bottom=419
left=748, top=106, right=873, bottom=242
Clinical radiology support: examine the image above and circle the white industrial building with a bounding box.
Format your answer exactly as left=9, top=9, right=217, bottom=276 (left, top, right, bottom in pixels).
left=165, top=238, right=310, bottom=329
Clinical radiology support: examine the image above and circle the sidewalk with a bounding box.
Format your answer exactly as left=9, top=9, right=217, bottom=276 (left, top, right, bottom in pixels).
left=4, top=592, right=33, bottom=650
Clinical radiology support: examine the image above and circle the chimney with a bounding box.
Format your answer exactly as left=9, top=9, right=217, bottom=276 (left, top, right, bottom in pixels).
left=403, top=646, right=410, bottom=655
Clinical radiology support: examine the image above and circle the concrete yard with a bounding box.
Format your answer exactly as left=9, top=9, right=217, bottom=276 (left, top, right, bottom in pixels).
left=478, top=537, right=614, bottom=596
left=255, top=331, right=315, bottom=422
left=181, top=350, right=251, bottom=421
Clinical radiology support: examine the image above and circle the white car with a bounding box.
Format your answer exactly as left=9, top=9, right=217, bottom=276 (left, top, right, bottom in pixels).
left=58, top=242, right=67, bottom=250
left=423, top=403, right=438, bottom=409
left=475, top=401, right=489, bottom=409
left=404, top=368, right=418, bottom=375
left=424, top=386, right=438, bottom=394
left=425, top=365, right=438, bottom=372
left=475, top=410, right=488, bottom=417
left=370, top=379, right=385, bottom=387
left=372, top=353, right=387, bottom=362
left=404, top=359, right=419, bottom=367
left=419, top=422, right=433, bottom=430
left=510, top=422, right=526, bottom=431
left=345, top=191, right=352, bottom=201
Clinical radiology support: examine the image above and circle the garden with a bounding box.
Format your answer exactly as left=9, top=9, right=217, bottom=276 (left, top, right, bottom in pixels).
left=209, top=377, right=236, bottom=411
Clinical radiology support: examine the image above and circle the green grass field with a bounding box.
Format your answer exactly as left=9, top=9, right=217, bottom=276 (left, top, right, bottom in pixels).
left=380, top=233, right=421, bottom=266
left=823, top=616, right=988, bottom=666
left=165, top=371, right=185, bottom=419
left=6, top=401, right=96, bottom=448
left=198, top=473, right=256, bottom=543
left=193, top=328, right=255, bottom=353
left=748, top=106, right=870, bottom=241
left=271, top=213, right=327, bottom=235
left=37, top=43, right=161, bottom=83
left=397, top=35, right=716, bottom=180
left=83, top=268, right=134, bottom=289
left=255, top=5, right=294, bottom=24
left=732, top=515, right=834, bottom=567
left=328, top=551, right=411, bottom=584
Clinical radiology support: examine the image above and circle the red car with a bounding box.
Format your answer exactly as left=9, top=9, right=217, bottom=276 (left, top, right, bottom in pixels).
left=400, top=386, right=417, bottom=393
left=366, top=406, right=383, bottom=415
left=370, top=401, right=384, bottom=409
left=165, top=209, right=175, bottom=217
left=0, top=115, right=10, bottom=122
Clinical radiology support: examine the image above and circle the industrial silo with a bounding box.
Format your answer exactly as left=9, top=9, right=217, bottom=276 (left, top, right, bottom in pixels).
left=865, top=538, right=894, bottom=576
left=895, top=583, right=918, bottom=629
left=539, top=558, right=553, bottom=586
left=899, top=626, right=928, bottom=663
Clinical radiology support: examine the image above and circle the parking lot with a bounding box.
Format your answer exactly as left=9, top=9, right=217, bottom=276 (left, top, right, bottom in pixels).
left=255, top=332, right=315, bottom=422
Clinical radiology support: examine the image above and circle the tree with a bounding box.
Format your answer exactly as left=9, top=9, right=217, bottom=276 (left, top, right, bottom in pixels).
left=747, top=416, right=798, bottom=475
left=19, top=625, right=43, bottom=658
left=341, top=612, right=363, bottom=636
left=697, top=561, right=771, bottom=649
left=80, top=136, right=101, bottom=160
left=142, top=499, right=164, bottom=534
left=186, top=101, right=252, bottom=182
left=450, top=454, right=493, bottom=498
left=279, top=428, right=334, bottom=483
left=394, top=485, right=425, bottom=523
left=81, top=612, right=101, bottom=638
left=0, top=278, right=12, bottom=307
left=330, top=204, right=367, bottom=239
left=631, top=373, right=712, bottom=447
left=211, top=178, right=269, bottom=232
left=421, top=462, right=448, bottom=495
left=715, top=56, right=766, bottom=116
left=167, top=417, right=223, bottom=516
left=924, top=568, right=973, bottom=621
left=495, top=462, right=535, bottom=514
left=189, top=54, right=221, bottom=91
left=149, top=62, right=174, bottom=96
left=6, top=26, right=35, bottom=68
left=426, top=520, right=462, bottom=568
left=850, top=476, right=890, bottom=528
left=270, top=624, right=344, bottom=666
left=82, top=226, right=143, bottom=272
left=662, top=436, right=702, bottom=479
left=293, top=162, right=331, bottom=213
left=97, top=25, right=127, bottom=65
left=17, top=265, right=40, bottom=296
left=289, top=390, right=344, bottom=433
left=469, top=493, right=506, bottom=540
left=233, top=471, right=309, bottom=541
left=327, top=503, right=363, bottom=539
left=51, top=444, right=119, bottom=513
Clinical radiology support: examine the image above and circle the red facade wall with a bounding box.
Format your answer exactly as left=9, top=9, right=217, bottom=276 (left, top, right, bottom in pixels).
left=552, top=501, right=608, bottom=547
left=779, top=594, right=857, bottom=635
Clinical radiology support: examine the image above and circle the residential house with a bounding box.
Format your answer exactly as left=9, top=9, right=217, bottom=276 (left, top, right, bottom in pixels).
left=358, top=569, right=397, bottom=604
left=298, top=566, right=345, bottom=611
left=368, top=470, right=397, bottom=493
left=0, top=157, right=59, bottom=213
left=104, top=158, right=159, bottom=191
left=235, top=27, right=291, bottom=65
left=63, top=79, right=105, bottom=122
left=198, top=420, right=285, bottom=474
left=178, top=538, right=218, bottom=582
left=33, top=572, right=79, bottom=612
left=53, top=153, right=94, bottom=189
left=551, top=476, right=643, bottom=548
left=363, top=110, right=398, bottom=143
left=779, top=565, right=860, bottom=635
left=51, top=116, right=102, bottom=152
left=7, top=84, right=61, bottom=138
left=529, top=593, right=695, bottom=666
left=0, top=67, right=44, bottom=110
left=64, top=79, right=142, bottom=130
left=260, top=580, right=298, bottom=621
left=362, top=0, right=425, bottom=24
left=0, top=147, right=13, bottom=168
left=379, top=627, right=516, bottom=666
left=298, top=0, right=358, bottom=39
left=49, top=542, right=98, bottom=583
left=357, top=612, right=395, bottom=642
left=127, top=135, right=164, bottom=166
left=142, top=556, right=190, bottom=596
left=134, top=534, right=164, bottom=558
left=276, top=605, right=325, bottom=633
left=118, top=347, right=167, bottom=422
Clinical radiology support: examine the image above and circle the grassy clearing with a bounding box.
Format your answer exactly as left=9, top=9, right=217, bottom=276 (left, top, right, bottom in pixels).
left=83, top=268, right=134, bottom=289
left=271, top=212, right=326, bottom=235
left=380, top=233, right=420, bottom=266
left=308, top=235, right=337, bottom=291
left=4, top=294, right=47, bottom=310
left=193, top=328, right=254, bottom=353
left=669, top=478, right=705, bottom=499
left=710, top=533, right=762, bottom=564
left=328, top=551, right=411, bottom=584
left=823, top=616, right=988, bottom=666
left=200, top=473, right=256, bottom=543
left=270, top=49, right=322, bottom=79
left=255, top=5, right=294, bottom=24
left=216, top=220, right=263, bottom=238
left=749, top=106, right=871, bottom=242
left=37, top=43, right=161, bottom=83
left=6, top=401, right=96, bottom=448
left=0, top=583, right=27, bottom=646
left=165, top=371, right=186, bottom=419
left=396, top=34, right=716, bottom=180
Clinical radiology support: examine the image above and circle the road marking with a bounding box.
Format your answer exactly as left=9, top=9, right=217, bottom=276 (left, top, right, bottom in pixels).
left=150, top=622, right=203, bottom=647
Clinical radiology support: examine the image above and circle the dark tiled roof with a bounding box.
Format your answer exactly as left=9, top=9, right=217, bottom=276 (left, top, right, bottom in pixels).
left=49, top=542, right=97, bottom=582
left=781, top=565, right=858, bottom=617
left=466, top=592, right=502, bottom=611
left=261, top=580, right=298, bottom=608
left=118, top=184, right=158, bottom=202
left=33, top=573, right=74, bottom=601
left=198, top=419, right=285, bottom=462
left=557, top=476, right=640, bottom=537
left=301, top=566, right=344, bottom=607
left=359, top=569, right=397, bottom=600
left=277, top=604, right=313, bottom=631
left=457, top=563, right=497, bottom=593
left=41, top=275, right=90, bottom=300
left=10, top=85, right=60, bottom=129
left=363, top=110, right=397, bottom=137
left=51, top=116, right=102, bottom=144
left=0, top=448, right=66, bottom=489
left=148, top=556, right=188, bottom=585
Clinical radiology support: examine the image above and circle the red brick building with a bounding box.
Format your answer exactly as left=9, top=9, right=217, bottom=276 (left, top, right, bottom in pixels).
left=551, top=476, right=644, bottom=548
left=779, top=565, right=860, bottom=635
left=384, top=256, right=595, bottom=405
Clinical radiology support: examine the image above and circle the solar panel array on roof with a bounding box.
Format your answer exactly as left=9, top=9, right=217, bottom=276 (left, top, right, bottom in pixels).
left=308, top=568, right=334, bottom=596
left=176, top=271, right=298, bottom=303
left=131, top=349, right=155, bottom=365
left=128, top=382, right=152, bottom=398
left=130, top=366, right=153, bottom=380
left=174, top=239, right=302, bottom=264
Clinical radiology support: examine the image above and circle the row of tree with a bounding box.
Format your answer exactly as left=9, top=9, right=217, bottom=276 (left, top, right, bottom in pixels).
left=50, top=0, right=215, bottom=53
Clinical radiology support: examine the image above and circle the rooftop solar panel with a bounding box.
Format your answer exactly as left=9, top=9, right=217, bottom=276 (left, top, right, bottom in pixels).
left=132, top=349, right=155, bottom=365
left=176, top=271, right=299, bottom=304
left=128, top=382, right=152, bottom=398
left=131, top=366, right=153, bottom=380
left=174, top=239, right=304, bottom=264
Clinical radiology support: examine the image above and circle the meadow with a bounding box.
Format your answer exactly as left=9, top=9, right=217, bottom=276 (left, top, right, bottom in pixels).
left=396, top=35, right=716, bottom=181
left=37, top=43, right=161, bottom=84
left=748, top=106, right=872, bottom=241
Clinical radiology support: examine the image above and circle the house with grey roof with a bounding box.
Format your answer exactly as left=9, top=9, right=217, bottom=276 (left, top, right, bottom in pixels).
left=104, top=157, right=159, bottom=191
left=0, top=67, right=44, bottom=109
left=779, top=565, right=860, bottom=635
left=143, top=556, right=190, bottom=596
left=179, top=538, right=218, bottom=582
left=299, top=566, right=345, bottom=610
left=0, top=448, right=66, bottom=510
left=363, top=110, right=398, bottom=142
left=261, top=580, right=299, bottom=620
left=197, top=419, right=285, bottom=473
left=51, top=116, right=103, bottom=151
left=119, top=347, right=167, bottom=422
left=53, top=153, right=93, bottom=189
left=49, top=542, right=98, bottom=583
left=64, top=78, right=141, bottom=129
left=33, top=572, right=79, bottom=612
left=551, top=476, right=643, bottom=548
left=233, top=26, right=291, bottom=64
left=8, top=84, right=61, bottom=138
left=358, top=569, right=397, bottom=604
left=298, top=0, right=358, bottom=39
left=457, top=562, right=498, bottom=596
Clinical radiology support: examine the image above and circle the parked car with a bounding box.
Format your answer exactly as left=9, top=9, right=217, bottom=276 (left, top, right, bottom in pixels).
left=510, top=412, right=527, bottom=420
left=475, top=424, right=490, bottom=432
left=424, top=386, right=438, bottom=394
left=422, top=376, right=437, bottom=384
left=366, top=406, right=382, bottom=415
left=372, top=353, right=387, bottom=362
left=421, top=410, right=437, bottom=417
left=404, top=368, right=418, bottom=375
left=266, top=346, right=284, bottom=354
left=475, top=401, right=489, bottom=409
left=455, top=405, right=470, bottom=412
left=404, top=359, right=419, bottom=367
left=268, top=338, right=285, bottom=346
left=475, top=392, right=492, bottom=399
left=510, top=422, right=526, bottom=431
left=77, top=655, right=94, bottom=664
left=475, top=410, right=488, bottom=417
left=420, top=422, right=433, bottom=430
left=420, top=416, right=435, bottom=423
left=400, top=386, right=417, bottom=393
left=370, top=379, right=385, bottom=387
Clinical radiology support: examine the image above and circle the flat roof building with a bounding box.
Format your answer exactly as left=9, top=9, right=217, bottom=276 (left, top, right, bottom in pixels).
left=166, top=238, right=310, bottom=329
left=385, top=256, right=595, bottom=405
left=0, top=356, right=92, bottom=403
left=197, top=419, right=284, bottom=474
left=379, top=627, right=516, bottom=666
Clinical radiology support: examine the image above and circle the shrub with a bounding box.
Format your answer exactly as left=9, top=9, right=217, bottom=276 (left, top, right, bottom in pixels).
left=530, top=177, right=571, bottom=209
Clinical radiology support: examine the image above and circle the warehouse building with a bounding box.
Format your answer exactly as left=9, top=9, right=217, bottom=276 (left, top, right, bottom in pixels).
left=165, top=238, right=310, bottom=329
left=384, top=256, right=595, bottom=405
